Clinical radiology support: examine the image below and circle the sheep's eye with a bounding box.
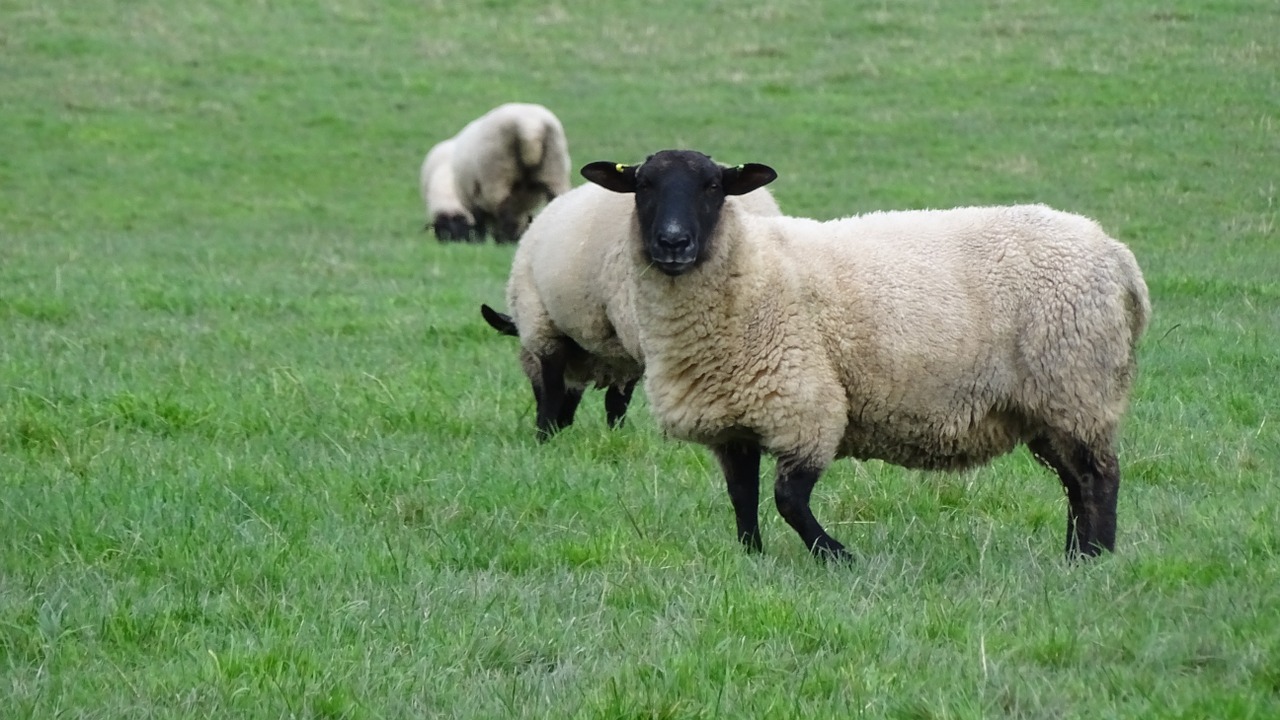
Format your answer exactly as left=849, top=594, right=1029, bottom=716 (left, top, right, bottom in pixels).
left=706, top=182, right=720, bottom=193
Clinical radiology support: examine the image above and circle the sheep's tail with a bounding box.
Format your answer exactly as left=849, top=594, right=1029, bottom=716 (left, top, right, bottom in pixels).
left=1120, top=251, right=1151, bottom=350
left=512, top=114, right=550, bottom=171
left=480, top=304, right=519, bottom=337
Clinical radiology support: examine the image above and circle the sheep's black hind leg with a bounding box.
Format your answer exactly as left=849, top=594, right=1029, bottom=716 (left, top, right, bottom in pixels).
left=774, top=456, right=848, bottom=561
left=604, top=380, right=637, bottom=428
left=1028, top=437, right=1081, bottom=557
left=471, top=212, right=491, bottom=243
left=534, top=343, right=571, bottom=442
left=1029, top=435, right=1120, bottom=558
left=557, top=387, right=583, bottom=429
left=712, top=441, right=763, bottom=553
left=1071, top=442, right=1120, bottom=556
left=493, top=204, right=523, bottom=244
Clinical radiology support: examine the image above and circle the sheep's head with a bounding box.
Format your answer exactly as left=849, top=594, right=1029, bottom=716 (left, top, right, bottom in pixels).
left=432, top=212, right=475, bottom=243
left=581, top=150, right=776, bottom=276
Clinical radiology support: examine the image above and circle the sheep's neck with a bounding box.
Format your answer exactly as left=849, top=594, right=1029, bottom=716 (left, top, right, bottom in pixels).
left=631, top=211, right=804, bottom=446
left=632, top=209, right=770, bottom=364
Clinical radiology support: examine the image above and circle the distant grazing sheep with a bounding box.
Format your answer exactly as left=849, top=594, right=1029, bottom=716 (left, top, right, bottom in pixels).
left=421, top=103, right=571, bottom=243
left=581, top=149, right=1150, bottom=561
left=482, top=179, right=782, bottom=440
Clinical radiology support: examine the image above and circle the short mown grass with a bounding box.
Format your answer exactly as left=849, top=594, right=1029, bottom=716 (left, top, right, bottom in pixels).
left=2, top=0, right=1277, bottom=717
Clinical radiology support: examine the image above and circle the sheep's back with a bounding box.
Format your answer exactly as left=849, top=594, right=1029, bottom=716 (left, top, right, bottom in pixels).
left=453, top=104, right=567, bottom=195
left=510, top=184, right=639, bottom=369
left=764, top=205, right=1145, bottom=467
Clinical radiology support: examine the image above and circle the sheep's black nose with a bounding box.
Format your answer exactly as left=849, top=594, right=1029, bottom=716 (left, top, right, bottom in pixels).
left=656, top=218, right=694, bottom=250
left=657, top=230, right=692, bottom=251
left=650, top=221, right=698, bottom=274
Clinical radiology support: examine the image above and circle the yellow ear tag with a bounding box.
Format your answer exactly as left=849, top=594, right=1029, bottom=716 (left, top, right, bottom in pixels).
left=615, top=164, right=627, bottom=173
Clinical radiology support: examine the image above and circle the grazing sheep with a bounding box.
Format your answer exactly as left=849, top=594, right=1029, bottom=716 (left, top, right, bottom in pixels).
left=482, top=180, right=782, bottom=440
left=449, top=103, right=572, bottom=243
left=581, top=149, right=1150, bottom=561
left=420, top=139, right=478, bottom=242
left=420, top=103, right=571, bottom=243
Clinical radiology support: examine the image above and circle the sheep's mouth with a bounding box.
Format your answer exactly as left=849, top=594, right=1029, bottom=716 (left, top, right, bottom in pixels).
left=652, top=258, right=697, bottom=276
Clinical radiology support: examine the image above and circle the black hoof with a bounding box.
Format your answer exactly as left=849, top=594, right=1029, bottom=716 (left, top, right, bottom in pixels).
left=810, top=538, right=852, bottom=564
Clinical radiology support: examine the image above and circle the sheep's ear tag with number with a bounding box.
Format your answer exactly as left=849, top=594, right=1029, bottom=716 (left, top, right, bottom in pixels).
left=615, top=163, right=629, bottom=174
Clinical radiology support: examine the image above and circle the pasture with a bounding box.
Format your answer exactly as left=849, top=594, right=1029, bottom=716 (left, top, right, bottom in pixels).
left=2, top=0, right=1277, bottom=717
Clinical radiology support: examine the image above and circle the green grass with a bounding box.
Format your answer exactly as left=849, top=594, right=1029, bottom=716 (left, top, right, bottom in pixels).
left=2, top=0, right=1278, bottom=717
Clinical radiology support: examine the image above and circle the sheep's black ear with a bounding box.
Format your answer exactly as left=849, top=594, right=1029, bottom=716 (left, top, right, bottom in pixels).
left=721, top=163, right=777, bottom=196
left=581, top=161, right=637, bottom=194
left=480, top=304, right=518, bottom=337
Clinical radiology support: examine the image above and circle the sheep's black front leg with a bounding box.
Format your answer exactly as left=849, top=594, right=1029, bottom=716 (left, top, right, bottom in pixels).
left=604, top=380, right=637, bottom=428
left=774, top=456, right=848, bottom=561
left=712, top=441, right=763, bottom=553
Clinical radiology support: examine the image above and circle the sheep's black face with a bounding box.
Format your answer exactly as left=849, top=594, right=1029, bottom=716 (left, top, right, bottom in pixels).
left=581, top=150, right=777, bottom=277
left=633, top=151, right=728, bottom=275
left=433, top=213, right=475, bottom=243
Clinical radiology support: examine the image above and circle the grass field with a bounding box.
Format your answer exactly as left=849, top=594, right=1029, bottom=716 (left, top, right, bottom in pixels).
left=2, top=0, right=1278, bottom=717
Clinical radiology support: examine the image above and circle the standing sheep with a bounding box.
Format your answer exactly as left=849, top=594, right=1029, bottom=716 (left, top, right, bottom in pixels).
left=482, top=179, right=782, bottom=441
left=581, top=150, right=1150, bottom=561
left=419, top=139, right=477, bottom=242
